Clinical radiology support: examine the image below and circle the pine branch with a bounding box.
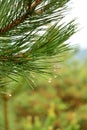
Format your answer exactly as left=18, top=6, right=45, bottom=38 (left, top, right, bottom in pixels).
left=0, top=0, right=42, bottom=34
left=0, top=0, right=77, bottom=89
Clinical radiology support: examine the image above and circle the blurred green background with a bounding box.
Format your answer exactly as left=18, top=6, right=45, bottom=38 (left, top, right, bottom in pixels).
left=0, top=49, right=87, bottom=130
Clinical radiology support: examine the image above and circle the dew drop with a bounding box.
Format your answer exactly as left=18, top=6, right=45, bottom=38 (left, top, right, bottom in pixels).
left=54, top=75, right=57, bottom=78
left=8, top=94, right=12, bottom=97
left=48, top=78, right=52, bottom=83
left=53, top=69, right=57, bottom=72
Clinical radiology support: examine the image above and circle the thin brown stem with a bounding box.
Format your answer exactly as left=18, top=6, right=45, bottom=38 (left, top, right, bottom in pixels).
left=0, top=0, right=42, bottom=35
left=3, top=94, right=9, bottom=130
left=31, top=0, right=42, bottom=10
left=0, top=12, right=30, bottom=34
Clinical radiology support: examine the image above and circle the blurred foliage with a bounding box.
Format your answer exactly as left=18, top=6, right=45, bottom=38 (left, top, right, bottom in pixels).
left=0, top=51, right=87, bottom=130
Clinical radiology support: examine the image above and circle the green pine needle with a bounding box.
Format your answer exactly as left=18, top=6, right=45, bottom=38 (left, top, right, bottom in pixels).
left=0, top=0, right=77, bottom=90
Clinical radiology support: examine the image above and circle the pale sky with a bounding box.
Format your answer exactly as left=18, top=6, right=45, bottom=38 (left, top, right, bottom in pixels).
left=68, top=0, right=87, bottom=49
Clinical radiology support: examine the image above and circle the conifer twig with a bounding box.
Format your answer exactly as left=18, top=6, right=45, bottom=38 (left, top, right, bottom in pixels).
left=2, top=94, right=9, bottom=130
left=0, top=0, right=42, bottom=35
left=31, top=0, right=42, bottom=10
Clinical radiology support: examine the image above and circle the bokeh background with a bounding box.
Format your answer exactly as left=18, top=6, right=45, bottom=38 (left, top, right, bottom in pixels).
left=0, top=0, right=87, bottom=130
left=0, top=48, right=87, bottom=130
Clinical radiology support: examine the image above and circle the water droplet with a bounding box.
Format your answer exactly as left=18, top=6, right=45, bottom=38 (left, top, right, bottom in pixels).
left=8, top=94, right=12, bottom=97
left=53, top=69, right=56, bottom=72
left=54, top=75, right=57, bottom=78
left=48, top=78, right=52, bottom=83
